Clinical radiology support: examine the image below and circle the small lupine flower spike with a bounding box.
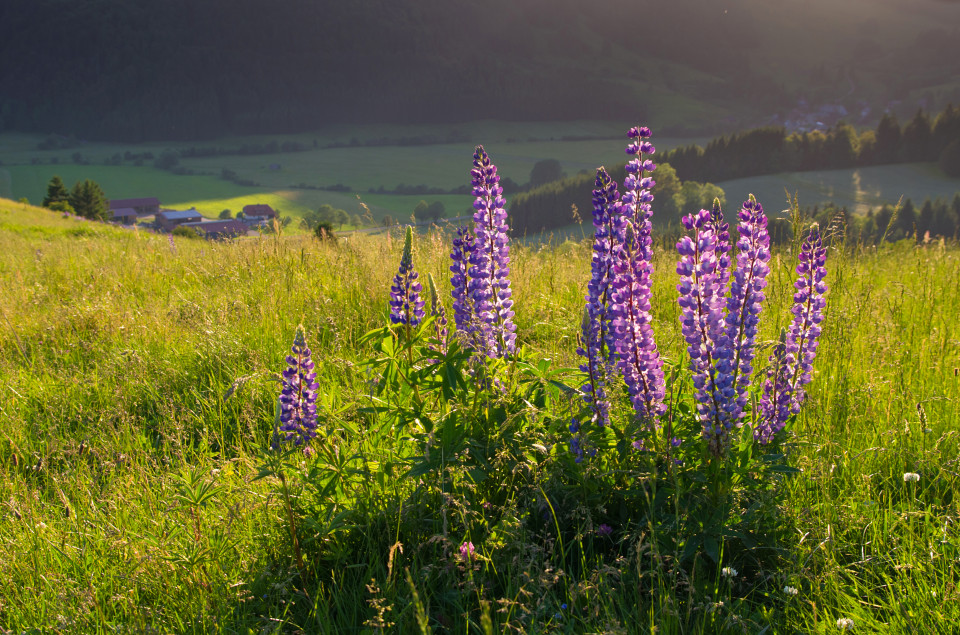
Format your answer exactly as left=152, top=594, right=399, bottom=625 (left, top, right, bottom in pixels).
left=468, top=145, right=516, bottom=358
left=450, top=225, right=476, bottom=337
left=612, top=127, right=666, bottom=430
left=278, top=325, right=320, bottom=446
left=757, top=225, right=828, bottom=442
left=676, top=208, right=728, bottom=455
left=389, top=226, right=426, bottom=327
left=756, top=330, right=793, bottom=443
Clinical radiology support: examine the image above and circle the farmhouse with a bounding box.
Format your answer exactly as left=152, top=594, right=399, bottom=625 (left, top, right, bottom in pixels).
left=157, top=208, right=203, bottom=232
left=180, top=219, right=247, bottom=239
left=110, top=197, right=160, bottom=217
left=242, top=203, right=276, bottom=219
left=110, top=208, right=138, bottom=224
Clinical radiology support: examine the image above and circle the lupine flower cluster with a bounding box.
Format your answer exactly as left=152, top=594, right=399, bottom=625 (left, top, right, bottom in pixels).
left=572, top=128, right=665, bottom=460
left=570, top=125, right=827, bottom=459
left=277, top=325, right=319, bottom=447
left=755, top=224, right=828, bottom=443
left=389, top=226, right=426, bottom=328
left=449, top=146, right=516, bottom=359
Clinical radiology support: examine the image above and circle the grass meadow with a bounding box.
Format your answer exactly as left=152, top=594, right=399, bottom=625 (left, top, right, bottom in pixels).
left=1, top=195, right=958, bottom=633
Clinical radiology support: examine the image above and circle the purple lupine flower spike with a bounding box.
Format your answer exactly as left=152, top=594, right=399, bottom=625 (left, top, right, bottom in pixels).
left=611, top=127, right=666, bottom=429
left=676, top=208, right=728, bottom=455
left=426, top=272, right=449, bottom=358
left=468, top=146, right=516, bottom=358
left=278, top=325, right=320, bottom=447
left=720, top=195, right=772, bottom=427
left=389, top=226, right=426, bottom=327
left=786, top=224, right=828, bottom=408
left=450, top=225, right=476, bottom=337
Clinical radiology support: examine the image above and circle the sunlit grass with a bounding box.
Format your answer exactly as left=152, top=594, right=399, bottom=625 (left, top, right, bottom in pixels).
left=1, top=198, right=958, bottom=632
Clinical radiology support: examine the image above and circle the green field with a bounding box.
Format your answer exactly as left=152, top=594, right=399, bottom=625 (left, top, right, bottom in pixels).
left=1, top=196, right=958, bottom=632
left=0, top=126, right=710, bottom=226
left=718, top=163, right=960, bottom=215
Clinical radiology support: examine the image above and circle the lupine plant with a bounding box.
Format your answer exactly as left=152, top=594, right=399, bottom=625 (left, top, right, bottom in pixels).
left=261, top=130, right=831, bottom=629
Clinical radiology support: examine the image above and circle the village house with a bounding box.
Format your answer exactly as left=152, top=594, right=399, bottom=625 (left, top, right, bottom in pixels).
left=156, top=208, right=203, bottom=232
left=242, top=203, right=276, bottom=219
left=110, top=207, right=138, bottom=224
left=110, top=197, right=161, bottom=217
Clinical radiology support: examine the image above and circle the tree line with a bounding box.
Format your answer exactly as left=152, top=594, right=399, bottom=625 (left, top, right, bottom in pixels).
left=658, top=106, right=960, bottom=183
left=510, top=106, right=960, bottom=236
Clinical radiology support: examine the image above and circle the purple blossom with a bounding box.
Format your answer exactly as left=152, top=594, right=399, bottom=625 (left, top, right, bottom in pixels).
left=676, top=208, right=728, bottom=455
left=458, top=541, right=475, bottom=563
left=468, top=146, right=516, bottom=358
left=277, top=326, right=319, bottom=447
left=710, top=198, right=732, bottom=294
left=718, top=195, right=771, bottom=428
left=389, top=226, right=426, bottom=327
left=597, top=523, right=613, bottom=537
left=611, top=127, right=666, bottom=429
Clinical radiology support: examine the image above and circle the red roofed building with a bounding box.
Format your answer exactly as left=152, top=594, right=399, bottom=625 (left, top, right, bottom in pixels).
left=110, top=197, right=161, bottom=216
left=242, top=204, right=276, bottom=219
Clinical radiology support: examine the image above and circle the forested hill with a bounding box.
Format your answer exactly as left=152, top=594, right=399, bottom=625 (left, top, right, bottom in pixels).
left=1, top=0, right=959, bottom=141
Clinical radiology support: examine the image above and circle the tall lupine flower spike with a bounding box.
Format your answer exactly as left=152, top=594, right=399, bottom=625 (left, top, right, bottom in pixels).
left=426, top=273, right=449, bottom=358
left=676, top=208, right=728, bottom=455
left=278, top=325, right=320, bottom=447
left=719, top=195, right=772, bottom=428
left=389, top=226, right=426, bottom=327
left=468, top=146, right=516, bottom=358
left=611, top=127, right=666, bottom=429
left=573, top=168, right=624, bottom=439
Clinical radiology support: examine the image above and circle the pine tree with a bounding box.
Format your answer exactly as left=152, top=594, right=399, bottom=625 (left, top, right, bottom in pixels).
left=69, top=179, right=109, bottom=221
left=42, top=175, right=70, bottom=208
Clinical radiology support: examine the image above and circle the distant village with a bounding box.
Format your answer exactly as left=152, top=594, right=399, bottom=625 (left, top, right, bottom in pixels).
left=108, top=198, right=276, bottom=238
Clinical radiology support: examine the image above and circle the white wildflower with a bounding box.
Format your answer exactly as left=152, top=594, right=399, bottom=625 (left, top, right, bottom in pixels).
left=783, top=585, right=799, bottom=596
left=721, top=566, right=737, bottom=578
left=903, top=472, right=920, bottom=483
left=837, top=617, right=855, bottom=630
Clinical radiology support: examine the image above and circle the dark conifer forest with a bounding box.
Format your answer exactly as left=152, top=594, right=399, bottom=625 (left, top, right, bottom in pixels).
left=2, top=0, right=959, bottom=141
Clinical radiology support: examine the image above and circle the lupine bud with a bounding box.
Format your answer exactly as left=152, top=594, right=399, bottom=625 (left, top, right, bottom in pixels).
left=389, top=226, right=426, bottom=327
left=278, top=325, right=319, bottom=447
left=426, top=272, right=449, bottom=358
